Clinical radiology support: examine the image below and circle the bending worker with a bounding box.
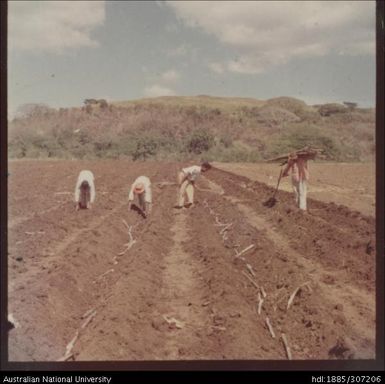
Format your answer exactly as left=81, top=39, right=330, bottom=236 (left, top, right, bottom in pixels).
left=128, top=175, right=152, bottom=217
left=175, top=162, right=211, bottom=208
left=74, top=170, right=95, bottom=210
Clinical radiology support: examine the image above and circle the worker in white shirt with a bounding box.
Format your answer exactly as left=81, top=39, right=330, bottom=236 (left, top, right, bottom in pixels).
left=128, top=175, right=152, bottom=217
left=74, top=170, right=95, bottom=210
left=175, top=162, right=212, bottom=208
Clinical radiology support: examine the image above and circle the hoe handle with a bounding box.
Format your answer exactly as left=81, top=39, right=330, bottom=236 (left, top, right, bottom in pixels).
left=272, top=168, right=283, bottom=198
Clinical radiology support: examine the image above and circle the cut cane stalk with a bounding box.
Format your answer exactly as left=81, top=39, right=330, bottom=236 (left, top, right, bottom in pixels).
left=58, top=353, right=74, bottom=362
left=96, top=269, right=114, bottom=280
left=220, top=223, right=233, bottom=234
left=265, top=317, right=276, bottom=338
left=81, top=308, right=95, bottom=319
left=118, top=220, right=136, bottom=255
left=241, top=271, right=260, bottom=289
left=214, top=217, right=227, bottom=226
left=235, top=244, right=255, bottom=258
left=257, top=292, right=264, bottom=315
left=81, top=310, right=97, bottom=329
left=281, top=333, right=292, bottom=360
left=61, top=330, right=79, bottom=361
left=246, top=263, right=256, bottom=278
left=287, top=281, right=310, bottom=310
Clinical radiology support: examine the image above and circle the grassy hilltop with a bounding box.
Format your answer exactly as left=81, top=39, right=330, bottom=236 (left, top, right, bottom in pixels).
left=8, top=95, right=375, bottom=162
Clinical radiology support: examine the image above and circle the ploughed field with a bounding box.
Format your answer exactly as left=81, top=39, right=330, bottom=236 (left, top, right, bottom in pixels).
left=8, top=160, right=376, bottom=361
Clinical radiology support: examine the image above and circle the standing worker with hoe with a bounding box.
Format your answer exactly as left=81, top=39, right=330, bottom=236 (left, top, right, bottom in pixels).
left=282, top=152, right=310, bottom=211
left=128, top=175, right=152, bottom=218
left=175, top=162, right=212, bottom=209
left=264, top=147, right=323, bottom=210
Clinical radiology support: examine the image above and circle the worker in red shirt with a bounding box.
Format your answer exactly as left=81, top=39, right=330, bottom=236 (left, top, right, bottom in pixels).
left=282, top=153, right=309, bottom=210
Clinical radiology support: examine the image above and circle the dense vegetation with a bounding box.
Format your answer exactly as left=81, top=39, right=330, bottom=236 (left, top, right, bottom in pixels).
left=8, top=96, right=375, bottom=162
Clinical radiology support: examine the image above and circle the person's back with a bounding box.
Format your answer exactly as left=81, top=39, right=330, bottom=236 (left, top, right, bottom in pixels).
left=129, top=176, right=152, bottom=200
left=75, top=170, right=95, bottom=210
left=283, top=156, right=309, bottom=181
left=292, top=158, right=309, bottom=182
left=128, top=175, right=152, bottom=217
left=182, top=165, right=202, bottom=182
left=78, top=170, right=94, bottom=183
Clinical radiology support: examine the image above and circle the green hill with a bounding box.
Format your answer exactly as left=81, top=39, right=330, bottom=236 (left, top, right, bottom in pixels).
left=8, top=95, right=375, bottom=162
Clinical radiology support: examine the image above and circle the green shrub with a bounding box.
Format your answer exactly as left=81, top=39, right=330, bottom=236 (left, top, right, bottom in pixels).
left=219, top=133, right=233, bottom=148
left=266, top=97, right=308, bottom=116
left=132, top=136, right=159, bottom=160
left=186, top=129, right=215, bottom=154
left=318, top=103, right=347, bottom=116
left=7, top=96, right=374, bottom=161
left=205, top=144, right=262, bottom=163
left=8, top=143, right=26, bottom=158
left=266, top=127, right=342, bottom=160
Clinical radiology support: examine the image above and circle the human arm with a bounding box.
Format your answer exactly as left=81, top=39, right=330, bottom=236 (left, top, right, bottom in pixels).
left=74, top=179, right=81, bottom=203
left=143, top=186, right=152, bottom=216
left=282, top=162, right=292, bottom=177
left=128, top=188, right=134, bottom=211
left=145, top=202, right=152, bottom=216
left=282, top=154, right=297, bottom=177
left=89, top=179, right=96, bottom=203
left=128, top=184, right=135, bottom=202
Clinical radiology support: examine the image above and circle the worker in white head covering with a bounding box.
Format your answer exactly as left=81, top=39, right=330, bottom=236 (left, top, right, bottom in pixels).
left=74, top=170, right=95, bottom=210
left=128, top=175, right=152, bottom=217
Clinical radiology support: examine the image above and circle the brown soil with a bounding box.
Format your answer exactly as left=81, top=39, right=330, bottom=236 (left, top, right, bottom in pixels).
left=7, top=160, right=376, bottom=361
left=213, top=162, right=375, bottom=217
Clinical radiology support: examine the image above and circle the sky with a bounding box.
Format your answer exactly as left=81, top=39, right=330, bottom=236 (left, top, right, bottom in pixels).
left=8, top=1, right=376, bottom=117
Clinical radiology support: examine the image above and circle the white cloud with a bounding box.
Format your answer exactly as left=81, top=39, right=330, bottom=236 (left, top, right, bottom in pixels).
left=9, top=1, right=105, bottom=53
left=161, top=69, right=180, bottom=83
left=143, top=69, right=180, bottom=97
left=208, top=62, right=225, bottom=74
left=165, top=44, right=189, bottom=57
left=165, top=23, right=179, bottom=33
left=143, top=84, right=177, bottom=97
left=166, top=1, right=375, bottom=74
left=338, top=41, right=375, bottom=56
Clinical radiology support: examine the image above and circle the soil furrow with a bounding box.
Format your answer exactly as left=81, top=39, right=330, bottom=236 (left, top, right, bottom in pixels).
left=7, top=160, right=377, bottom=361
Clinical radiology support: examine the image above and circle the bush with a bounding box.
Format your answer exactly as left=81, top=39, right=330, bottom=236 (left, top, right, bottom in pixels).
left=186, top=129, right=215, bottom=154
left=132, top=136, right=159, bottom=161
left=343, top=101, right=357, bottom=110
left=99, top=99, right=108, bottom=109
left=219, top=133, right=233, bottom=148
left=253, top=106, right=300, bottom=125
left=8, top=143, right=26, bottom=158
left=266, top=97, right=308, bottom=115
left=7, top=96, right=374, bottom=162
left=266, top=127, right=343, bottom=160
left=318, top=103, right=347, bottom=116
left=14, top=103, right=55, bottom=119
left=204, top=143, right=262, bottom=162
